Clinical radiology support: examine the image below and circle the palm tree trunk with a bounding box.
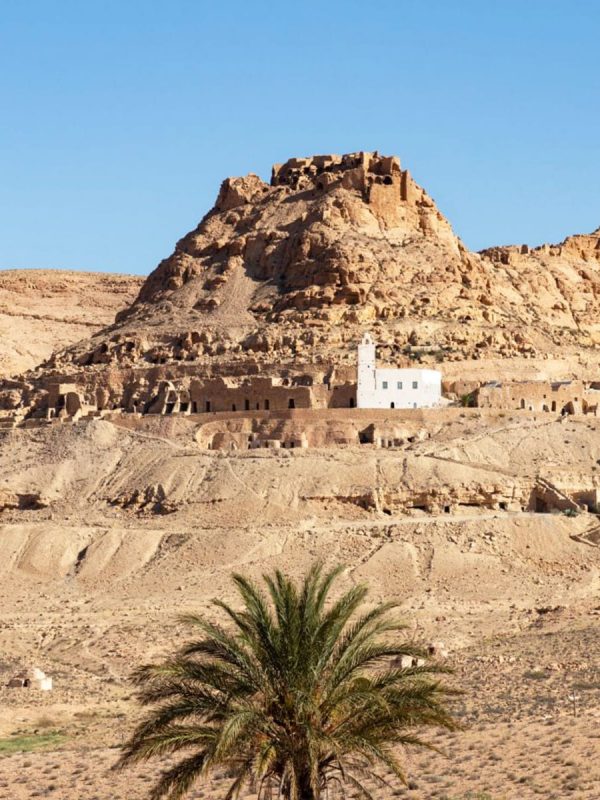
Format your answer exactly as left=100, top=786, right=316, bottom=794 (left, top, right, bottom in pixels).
left=298, top=774, right=317, bottom=800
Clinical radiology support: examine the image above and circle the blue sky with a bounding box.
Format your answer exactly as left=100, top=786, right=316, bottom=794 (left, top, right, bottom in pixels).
left=1, top=0, right=599, bottom=275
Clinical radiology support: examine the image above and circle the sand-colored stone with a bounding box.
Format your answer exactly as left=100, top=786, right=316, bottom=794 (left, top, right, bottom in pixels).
left=3, top=154, right=600, bottom=423
left=25, top=153, right=598, bottom=383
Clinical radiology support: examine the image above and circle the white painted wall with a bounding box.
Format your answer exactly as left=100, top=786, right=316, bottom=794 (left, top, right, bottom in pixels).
left=356, top=333, right=441, bottom=409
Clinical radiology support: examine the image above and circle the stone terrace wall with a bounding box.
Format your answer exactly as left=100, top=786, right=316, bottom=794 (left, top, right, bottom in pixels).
left=107, top=406, right=535, bottom=451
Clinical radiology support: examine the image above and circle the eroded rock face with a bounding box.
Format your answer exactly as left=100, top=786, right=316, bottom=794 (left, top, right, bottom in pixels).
left=122, top=151, right=466, bottom=322
left=480, top=228, right=600, bottom=340
left=41, top=151, right=490, bottom=375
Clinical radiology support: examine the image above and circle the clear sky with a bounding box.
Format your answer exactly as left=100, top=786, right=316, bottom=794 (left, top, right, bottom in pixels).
left=1, top=0, right=599, bottom=275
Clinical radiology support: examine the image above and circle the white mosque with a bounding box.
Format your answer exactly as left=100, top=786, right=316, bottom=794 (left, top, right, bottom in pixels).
left=356, top=332, right=442, bottom=409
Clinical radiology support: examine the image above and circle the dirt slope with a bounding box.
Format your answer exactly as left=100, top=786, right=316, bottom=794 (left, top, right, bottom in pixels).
left=0, top=269, right=142, bottom=377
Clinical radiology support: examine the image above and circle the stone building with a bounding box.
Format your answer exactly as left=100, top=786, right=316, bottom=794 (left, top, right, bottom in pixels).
left=475, top=380, right=600, bottom=415
left=143, top=375, right=357, bottom=416
left=7, top=667, right=52, bottom=691
left=46, top=383, right=91, bottom=420
left=357, top=333, right=441, bottom=409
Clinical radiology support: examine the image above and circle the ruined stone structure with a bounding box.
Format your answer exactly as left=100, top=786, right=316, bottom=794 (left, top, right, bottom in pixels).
left=46, top=382, right=97, bottom=420
left=34, top=371, right=357, bottom=423
left=475, top=380, right=600, bottom=415
left=145, top=375, right=356, bottom=416
left=7, top=667, right=52, bottom=691
left=192, top=409, right=434, bottom=451
left=270, top=152, right=413, bottom=201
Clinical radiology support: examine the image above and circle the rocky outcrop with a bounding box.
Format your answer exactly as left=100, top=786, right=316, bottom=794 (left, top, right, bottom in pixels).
left=118, top=151, right=468, bottom=325
left=0, top=490, right=46, bottom=512
left=480, top=227, right=600, bottom=342
left=35, top=152, right=494, bottom=375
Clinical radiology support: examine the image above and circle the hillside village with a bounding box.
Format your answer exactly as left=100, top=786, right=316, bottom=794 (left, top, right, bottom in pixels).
left=1, top=149, right=600, bottom=522
left=0, top=151, right=599, bottom=800
left=3, top=150, right=600, bottom=441
left=2, top=332, right=600, bottom=519
left=2, top=329, right=599, bottom=441
left=2, top=325, right=600, bottom=467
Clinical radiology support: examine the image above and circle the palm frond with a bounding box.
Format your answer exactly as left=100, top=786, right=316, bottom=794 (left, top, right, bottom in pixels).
left=149, top=750, right=210, bottom=800
left=119, top=562, right=460, bottom=800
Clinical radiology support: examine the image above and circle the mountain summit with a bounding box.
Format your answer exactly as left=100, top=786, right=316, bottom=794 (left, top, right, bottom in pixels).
left=38, top=151, right=600, bottom=374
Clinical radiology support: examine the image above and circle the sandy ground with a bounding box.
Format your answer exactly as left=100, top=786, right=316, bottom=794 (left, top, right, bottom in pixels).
left=0, top=413, right=598, bottom=799
left=0, top=527, right=597, bottom=800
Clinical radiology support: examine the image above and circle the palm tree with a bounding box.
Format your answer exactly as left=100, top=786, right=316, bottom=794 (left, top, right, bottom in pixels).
left=118, top=564, right=459, bottom=800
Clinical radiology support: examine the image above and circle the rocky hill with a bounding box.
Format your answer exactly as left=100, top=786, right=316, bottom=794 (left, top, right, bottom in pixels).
left=34, top=151, right=600, bottom=381
left=1, top=154, right=599, bottom=800
left=0, top=270, right=142, bottom=377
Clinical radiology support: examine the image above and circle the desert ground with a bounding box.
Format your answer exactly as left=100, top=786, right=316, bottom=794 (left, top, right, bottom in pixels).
left=0, top=410, right=598, bottom=800
left=0, top=270, right=141, bottom=378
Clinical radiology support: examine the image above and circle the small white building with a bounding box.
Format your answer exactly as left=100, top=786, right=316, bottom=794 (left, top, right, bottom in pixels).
left=7, top=667, right=53, bottom=691
left=357, top=333, right=441, bottom=409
